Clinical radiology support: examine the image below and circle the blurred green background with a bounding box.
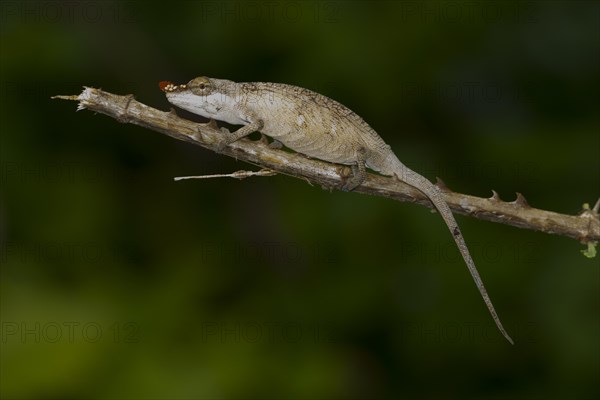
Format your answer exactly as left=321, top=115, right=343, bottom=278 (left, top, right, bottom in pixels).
left=1, top=1, right=598, bottom=398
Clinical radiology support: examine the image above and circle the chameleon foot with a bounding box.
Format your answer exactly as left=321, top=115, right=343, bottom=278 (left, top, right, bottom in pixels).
left=340, top=147, right=367, bottom=191
left=341, top=172, right=364, bottom=191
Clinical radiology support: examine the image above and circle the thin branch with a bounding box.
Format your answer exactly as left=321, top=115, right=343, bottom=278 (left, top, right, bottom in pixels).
left=52, top=88, right=600, bottom=243
left=174, top=169, right=277, bottom=181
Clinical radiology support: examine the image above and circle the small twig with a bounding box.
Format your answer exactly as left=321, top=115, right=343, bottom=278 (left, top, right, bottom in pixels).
left=174, top=169, right=277, bottom=181
left=51, top=95, right=80, bottom=101
left=52, top=88, right=600, bottom=243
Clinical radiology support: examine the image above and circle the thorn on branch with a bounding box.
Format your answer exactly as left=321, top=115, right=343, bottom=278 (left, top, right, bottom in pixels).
left=435, top=177, right=450, bottom=192
left=259, top=133, right=270, bottom=146
left=207, top=119, right=219, bottom=130
left=593, top=198, right=600, bottom=214
left=490, top=190, right=502, bottom=201
left=513, top=192, right=530, bottom=208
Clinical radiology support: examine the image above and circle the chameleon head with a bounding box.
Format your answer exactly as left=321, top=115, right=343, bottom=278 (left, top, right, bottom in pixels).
left=159, top=76, right=213, bottom=95
left=159, top=76, right=245, bottom=124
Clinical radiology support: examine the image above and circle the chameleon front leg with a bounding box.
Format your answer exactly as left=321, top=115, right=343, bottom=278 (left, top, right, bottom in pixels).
left=341, top=146, right=367, bottom=191
left=207, top=119, right=264, bottom=151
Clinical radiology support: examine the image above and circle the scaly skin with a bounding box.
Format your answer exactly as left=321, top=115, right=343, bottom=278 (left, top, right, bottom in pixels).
left=160, top=76, right=514, bottom=344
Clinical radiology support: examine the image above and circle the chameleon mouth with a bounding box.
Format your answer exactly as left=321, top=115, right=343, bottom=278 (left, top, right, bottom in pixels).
left=159, top=81, right=187, bottom=93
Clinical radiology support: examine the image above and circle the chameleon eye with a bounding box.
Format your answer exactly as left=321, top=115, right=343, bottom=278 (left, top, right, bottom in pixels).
left=189, top=77, right=211, bottom=95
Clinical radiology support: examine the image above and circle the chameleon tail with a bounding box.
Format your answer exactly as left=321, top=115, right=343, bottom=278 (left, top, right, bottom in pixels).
left=392, top=159, right=514, bottom=345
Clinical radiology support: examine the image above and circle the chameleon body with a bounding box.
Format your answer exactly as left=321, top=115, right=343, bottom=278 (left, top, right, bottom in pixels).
left=160, top=77, right=513, bottom=344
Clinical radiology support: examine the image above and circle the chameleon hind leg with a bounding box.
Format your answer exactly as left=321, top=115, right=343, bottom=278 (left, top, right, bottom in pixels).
left=341, top=147, right=367, bottom=191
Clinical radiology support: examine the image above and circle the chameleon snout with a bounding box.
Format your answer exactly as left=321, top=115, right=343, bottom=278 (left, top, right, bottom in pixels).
left=159, top=81, right=187, bottom=93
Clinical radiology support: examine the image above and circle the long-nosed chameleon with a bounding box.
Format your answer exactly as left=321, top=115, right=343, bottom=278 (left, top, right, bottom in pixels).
left=159, top=77, right=514, bottom=344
